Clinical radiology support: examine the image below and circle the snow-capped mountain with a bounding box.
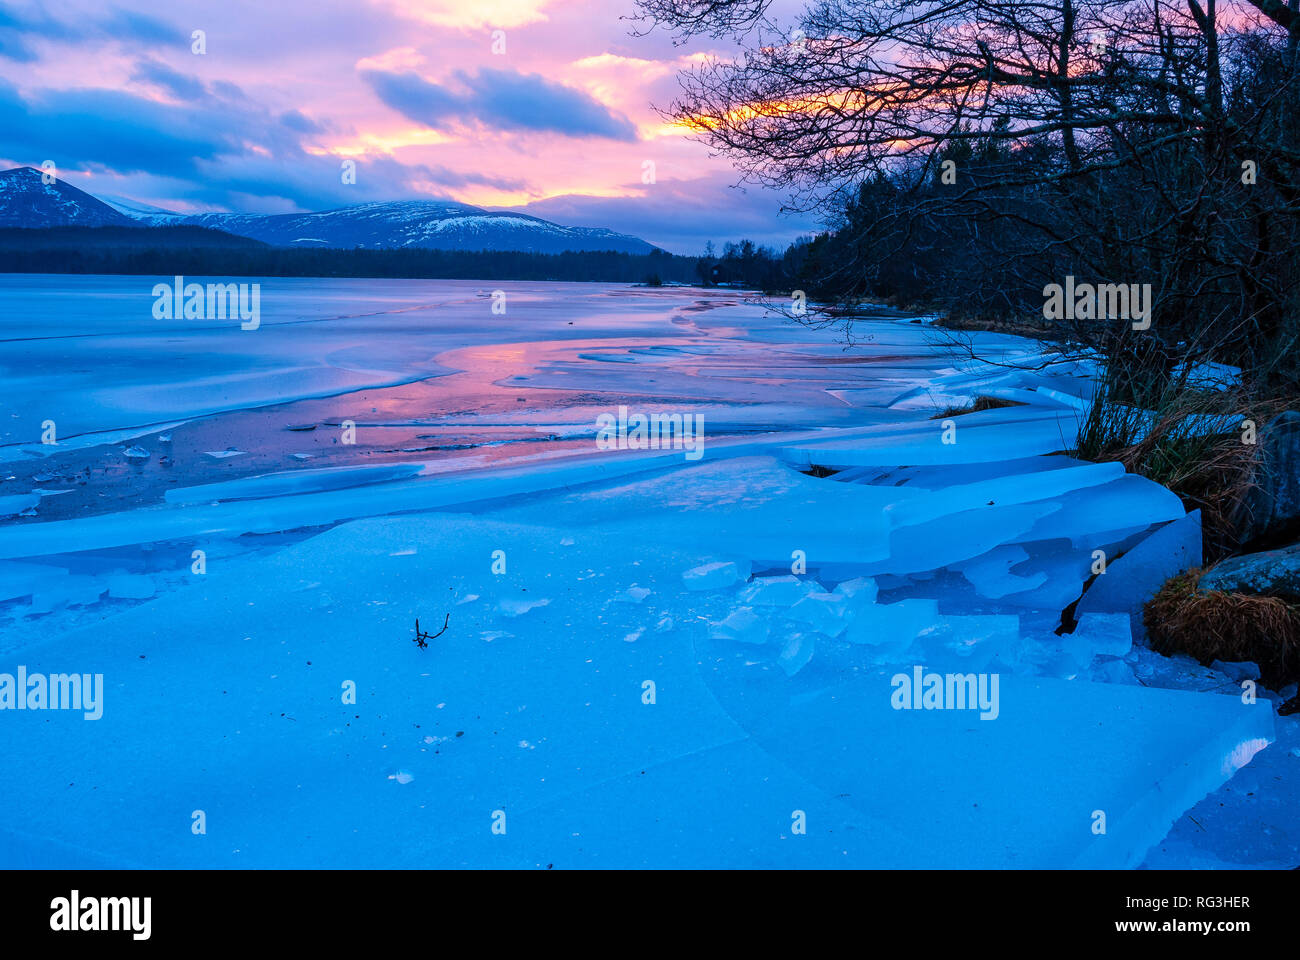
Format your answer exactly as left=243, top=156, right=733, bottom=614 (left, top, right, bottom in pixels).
left=96, top=194, right=185, bottom=223
left=0, top=166, right=658, bottom=253
left=0, top=167, right=135, bottom=228
left=173, top=200, right=658, bottom=254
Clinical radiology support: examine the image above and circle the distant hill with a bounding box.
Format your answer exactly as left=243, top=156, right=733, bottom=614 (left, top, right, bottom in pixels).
left=169, top=200, right=659, bottom=255
left=0, top=167, right=658, bottom=255
left=0, top=237, right=699, bottom=285
left=0, top=167, right=135, bottom=228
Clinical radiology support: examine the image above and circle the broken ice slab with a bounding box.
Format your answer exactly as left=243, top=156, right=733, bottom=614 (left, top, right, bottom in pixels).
left=831, top=454, right=1092, bottom=491
left=0, top=494, right=39, bottom=519
left=1017, top=475, right=1187, bottom=545
left=682, top=560, right=750, bottom=592
left=0, top=560, right=69, bottom=602
left=709, top=606, right=769, bottom=645
left=1068, top=613, right=1133, bottom=660
left=1173, top=360, right=1242, bottom=392
left=952, top=545, right=1047, bottom=599
left=1033, top=385, right=1094, bottom=411
left=736, top=575, right=821, bottom=606
left=775, top=406, right=1082, bottom=469
left=915, top=615, right=1020, bottom=671
left=1024, top=639, right=1094, bottom=680
left=842, top=598, right=939, bottom=653
left=776, top=633, right=816, bottom=676
left=880, top=501, right=1062, bottom=576
left=609, top=584, right=651, bottom=604
left=0, top=422, right=187, bottom=465
left=785, top=593, right=850, bottom=638
left=883, top=462, right=1125, bottom=529
left=105, top=573, right=156, bottom=600
left=164, top=462, right=426, bottom=505
left=1074, top=511, right=1203, bottom=642
left=965, top=537, right=1097, bottom=610
left=497, top=597, right=551, bottom=618
left=485, top=455, right=912, bottom=570
left=0, top=446, right=738, bottom=559
left=875, top=350, right=1070, bottom=412
left=1092, top=658, right=1140, bottom=685
left=826, top=385, right=920, bottom=408
left=831, top=576, right=878, bottom=602
left=886, top=370, right=1025, bottom=412
left=26, top=574, right=107, bottom=614
left=880, top=355, right=1096, bottom=414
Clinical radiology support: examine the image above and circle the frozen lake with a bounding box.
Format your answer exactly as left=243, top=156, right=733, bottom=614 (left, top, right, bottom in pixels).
left=1, top=275, right=949, bottom=447
left=0, top=275, right=1290, bottom=869
left=0, top=275, right=1040, bottom=522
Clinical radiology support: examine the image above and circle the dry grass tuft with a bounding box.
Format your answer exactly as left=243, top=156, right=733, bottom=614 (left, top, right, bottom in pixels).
left=1144, top=569, right=1300, bottom=686
left=1073, top=378, right=1276, bottom=561
left=933, top=313, right=1058, bottom=341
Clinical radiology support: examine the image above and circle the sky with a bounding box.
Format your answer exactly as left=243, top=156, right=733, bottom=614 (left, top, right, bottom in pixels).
left=0, top=0, right=820, bottom=253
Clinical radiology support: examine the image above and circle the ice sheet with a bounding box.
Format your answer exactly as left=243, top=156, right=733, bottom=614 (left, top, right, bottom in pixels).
left=0, top=513, right=1272, bottom=868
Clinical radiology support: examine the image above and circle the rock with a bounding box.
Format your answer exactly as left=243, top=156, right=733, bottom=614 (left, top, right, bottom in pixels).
left=1198, top=541, right=1300, bottom=602
left=1241, top=410, right=1300, bottom=540
left=1210, top=660, right=1260, bottom=682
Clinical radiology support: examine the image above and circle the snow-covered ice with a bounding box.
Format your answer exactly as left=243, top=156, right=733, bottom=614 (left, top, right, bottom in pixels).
left=0, top=278, right=1287, bottom=869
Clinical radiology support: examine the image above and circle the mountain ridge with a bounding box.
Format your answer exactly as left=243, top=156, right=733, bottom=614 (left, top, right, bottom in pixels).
left=0, top=167, right=136, bottom=228
left=0, top=167, right=659, bottom=255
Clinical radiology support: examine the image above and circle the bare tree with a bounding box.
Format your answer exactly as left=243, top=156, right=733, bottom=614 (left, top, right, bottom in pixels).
left=635, top=0, right=1300, bottom=392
